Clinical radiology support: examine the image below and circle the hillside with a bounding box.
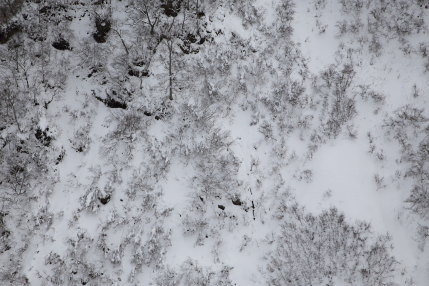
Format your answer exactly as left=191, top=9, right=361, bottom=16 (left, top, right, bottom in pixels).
left=1, top=0, right=429, bottom=285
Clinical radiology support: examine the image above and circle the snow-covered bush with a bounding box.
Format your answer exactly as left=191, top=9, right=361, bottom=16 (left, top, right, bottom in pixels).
left=0, top=1, right=71, bottom=112
left=275, top=0, right=295, bottom=37
left=125, top=210, right=172, bottom=282
left=338, top=0, right=425, bottom=40
left=404, top=133, right=429, bottom=218
left=0, top=212, right=10, bottom=254
left=80, top=185, right=112, bottom=213
left=78, top=38, right=110, bottom=76
left=70, top=124, right=92, bottom=153
left=0, top=41, right=35, bottom=131
left=182, top=207, right=210, bottom=245
left=172, top=98, right=243, bottom=243
left=339, top=0, right=364, bottom=14
left=384, top=105, right=429, bottom=221
left=126, top=169, right=162, bottom=207
left=170, top=102, right=232, bottom=157
left=336, top=17, right=364, bottom=36
left=182, top=147, right=241, bottom=244
left=101, top=111, right=147, bottom=162
left=267, top=204, right=398, bottom=286
left=417, top=224, right=429, bottom=251
left=79, top=167, right=112, bottom=212
left=194, top=151, right=240, bottom=199
left=0, top=133, right=48, bottom=200
left=294, top=169, right=313, bottom=183
left=106, top=111, right=145, bottom=142
left=42, top=231, right=113, bottom=286
left=383, top=105, right=427, bottom=153
left=266, top=77, right=307, bottom=113
left=368, top=0, right=424, bottom=38
left=0, top=0, right=23, bottom=25
left=313, top=63, right=356, bottom=138
left=357, top=85, right=385, bottom=105
left=180, top=259, right=234, bottom=286
left=131, top=225, right=171, bottom=270
left=0, top=255, right=29, bottom=286
left=154, top=259, right=234, bottom=286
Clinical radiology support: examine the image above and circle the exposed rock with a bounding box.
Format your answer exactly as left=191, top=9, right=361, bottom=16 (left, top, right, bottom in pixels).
left=232, top=198, right=242, bottom=206
left=95, top=95, right=127, bottom=109
left=52, top=38, right=71, bottom=51
left=35, top=127, right=52, bottom=147
left=99, top=194, right=111, bottom=205
left=0, top=23, right=21, bottom=44
left=93, top=17, right=111, bottom=43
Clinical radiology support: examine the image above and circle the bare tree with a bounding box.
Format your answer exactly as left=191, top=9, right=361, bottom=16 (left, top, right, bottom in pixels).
left=129, top=0, right=206, bottom=100
left=166, top=38, right=174, bottom=100
left=0, top=0, right=24, bottom=24
left=133, top=0, right=162, bottom=35
left=1, top=82, right=22, bottom=132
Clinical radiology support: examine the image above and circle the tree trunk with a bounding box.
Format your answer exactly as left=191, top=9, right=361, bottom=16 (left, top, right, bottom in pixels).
left=168, top=40, right=173, bottom=100
left=6, top=91, right=22, bottom=132
left=113, top=29, right=129, bottom=54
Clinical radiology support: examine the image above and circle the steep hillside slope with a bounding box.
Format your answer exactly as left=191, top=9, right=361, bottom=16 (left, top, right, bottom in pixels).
left=1, top=0, right=429, bottom=285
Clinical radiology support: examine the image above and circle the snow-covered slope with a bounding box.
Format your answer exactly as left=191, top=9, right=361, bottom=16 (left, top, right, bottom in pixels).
left=1, top=0, right=429, bottom=285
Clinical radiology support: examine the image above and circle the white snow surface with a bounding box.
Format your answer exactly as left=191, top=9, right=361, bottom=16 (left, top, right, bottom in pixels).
left=2, top=0, right=429, bottom=285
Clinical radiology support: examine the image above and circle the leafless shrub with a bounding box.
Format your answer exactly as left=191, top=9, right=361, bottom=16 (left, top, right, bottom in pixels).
left=0, top=134, right=48, bottom=200
left=154, top=259, right=234, bottom=286
left=315, top=64, right=356, bottom=138
left=384, top=105, right=429, bottom=219
left=267, top=205, right=398, bottom=286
